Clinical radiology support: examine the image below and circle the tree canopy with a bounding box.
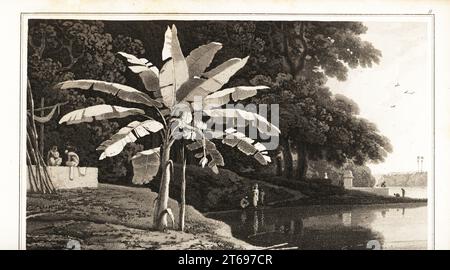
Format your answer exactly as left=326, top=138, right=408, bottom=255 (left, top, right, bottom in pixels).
left=28, top=20, right=147, bottom=180
left=28, top=20, right=392, bottom=183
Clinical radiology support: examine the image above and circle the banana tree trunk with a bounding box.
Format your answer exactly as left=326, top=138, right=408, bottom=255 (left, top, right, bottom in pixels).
left=179, top=146, right=186, bottom=232
left=154, top=141, right=172, bottom=231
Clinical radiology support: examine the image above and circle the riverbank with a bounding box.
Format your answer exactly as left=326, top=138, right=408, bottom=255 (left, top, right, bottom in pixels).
left=150, top=166, right=426, bottom=213
left=256, top=175, right=426, bottom=208
left=27, top=169, right=426, bottom=249
left=26, top=184, right=255, bottom=250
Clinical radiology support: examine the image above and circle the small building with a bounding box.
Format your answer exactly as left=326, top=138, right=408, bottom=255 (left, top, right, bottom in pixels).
left=343, top=170, right=354, bottom=188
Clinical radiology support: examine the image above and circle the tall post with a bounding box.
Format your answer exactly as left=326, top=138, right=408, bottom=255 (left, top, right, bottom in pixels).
left=416, top=156, right=420, bottom=172
left=40, top=98, right=45, bottom=157
left=179, top=145, right=186, bottom=232
left=420, top=156, right=424, bottom=172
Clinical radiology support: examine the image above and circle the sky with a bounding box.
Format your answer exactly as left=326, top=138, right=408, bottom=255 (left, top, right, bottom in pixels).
left=326, top=21, right=431, bottom=175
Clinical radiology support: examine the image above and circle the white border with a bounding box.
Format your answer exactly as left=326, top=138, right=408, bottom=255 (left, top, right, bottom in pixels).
left=19, top=12, right=435, bottom=250
left=1, top=0, right=448, bottom=250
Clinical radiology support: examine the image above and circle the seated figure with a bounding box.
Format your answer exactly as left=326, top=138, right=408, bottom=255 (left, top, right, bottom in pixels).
left=47, top=146, right=62, bottom=166
left=65, top=146, right=80, bottom=167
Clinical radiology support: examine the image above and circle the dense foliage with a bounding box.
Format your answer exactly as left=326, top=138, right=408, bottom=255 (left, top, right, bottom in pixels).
left=29, top=20, right=392, bottom=185
left=28, top=20, right=146, bottom=181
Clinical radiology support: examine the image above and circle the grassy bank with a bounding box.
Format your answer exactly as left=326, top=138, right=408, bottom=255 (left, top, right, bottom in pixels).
left=26, top=184, right=255, bottom=250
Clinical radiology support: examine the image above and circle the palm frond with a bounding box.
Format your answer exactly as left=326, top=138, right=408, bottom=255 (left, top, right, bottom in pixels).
left=118, top=52, right=160, bottom=94
left=59, top=105, right=144, bottom=125
left=54, top=79, right=162, bottom=108
left=97, top=120, right=164, bottom=160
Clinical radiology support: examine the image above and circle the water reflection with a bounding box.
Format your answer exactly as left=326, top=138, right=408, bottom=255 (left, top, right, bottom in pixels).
left=208, top=204, right=427, bottom=250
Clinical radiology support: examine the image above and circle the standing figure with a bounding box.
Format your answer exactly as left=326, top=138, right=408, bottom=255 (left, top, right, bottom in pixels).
left=252, top=184, right=259, bottom=208
left=260, top=189, right=266, bottom=206
left=65, top=146, right=80, bottom=181
left=47, top=145, right=62, bottom=166
left=401, top=188, right=406, bottom=198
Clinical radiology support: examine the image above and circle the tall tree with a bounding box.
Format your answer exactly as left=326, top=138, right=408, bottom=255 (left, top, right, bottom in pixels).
left=54, top=25, right=279, bottom=231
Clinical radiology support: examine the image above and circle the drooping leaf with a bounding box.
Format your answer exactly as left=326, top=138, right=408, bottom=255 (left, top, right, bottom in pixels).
left=118, top=52, right=160, bottom=94
left=179, top=56, right=249, bottom=102
left=186, top=42, right=222, bottom=77
left=131, top=148, right=161, bottom=185
left=186, top=138, right=224, bottom=173
left=54, top=79, right=162, bottom=108
left=203, top=108, right=281, bottom=136
left=59, top=105, right=144, bottom=125
left=97, top=120, right=164, bottom=160
left=221, top=129, right=271, bottom=165
left=203, top=85, right=269, bottom=107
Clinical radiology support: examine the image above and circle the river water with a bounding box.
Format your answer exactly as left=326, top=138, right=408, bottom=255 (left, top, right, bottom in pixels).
left=208, top=201, right=427, bottom=250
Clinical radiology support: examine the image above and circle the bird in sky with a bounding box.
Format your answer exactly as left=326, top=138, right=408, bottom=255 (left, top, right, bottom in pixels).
left=390, top=105, right=396, bottom=108
left=404, top=90, right=415, bottom=95
left=394, top=82, right=400, bottom=87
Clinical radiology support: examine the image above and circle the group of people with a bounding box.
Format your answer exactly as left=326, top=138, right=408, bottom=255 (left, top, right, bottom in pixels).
left=240, top=184, right=266, bottom=209
left=47, top=145, right=79, bottom=167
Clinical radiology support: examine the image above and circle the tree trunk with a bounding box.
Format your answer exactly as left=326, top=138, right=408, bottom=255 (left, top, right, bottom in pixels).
left=39, top=98, right=45, bottom=156
left=179, top=146, right=186, bottom=232
left=296, top=142, right=308, bottom=181
left=276, top=155, right=283, bottom=176
left=154, top=141, right=172, bottom=231
left=281, top=138, right=293, bottom=178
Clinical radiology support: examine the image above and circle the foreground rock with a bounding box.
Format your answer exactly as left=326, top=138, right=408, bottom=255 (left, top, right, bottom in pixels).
left=26, top=184, right=254, bottom=250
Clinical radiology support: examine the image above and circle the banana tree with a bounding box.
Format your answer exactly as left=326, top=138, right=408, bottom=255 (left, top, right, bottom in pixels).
left=54, top=25, right=280, bottom=232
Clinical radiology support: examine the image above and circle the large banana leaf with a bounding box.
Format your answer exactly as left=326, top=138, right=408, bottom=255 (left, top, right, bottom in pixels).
left=131, top=148, right=161, bottom=185
left=159, top=25, right=189, bottom=108
left=186, top=42, right=222, bottom=77
left=97, top=120, right=164, bottom=160
left=221, top=129, right=271, bottom=165
left=178, top=57, right=249, bottom=102
left=118, top=52, right=160, bottom=95
left=59, top=105, right=144, bottom=125
left=203, top=108, right=281, bottom=136
left=54, top=79, right=162, bottom=108
left=203, top=85, right=269, bottom=107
